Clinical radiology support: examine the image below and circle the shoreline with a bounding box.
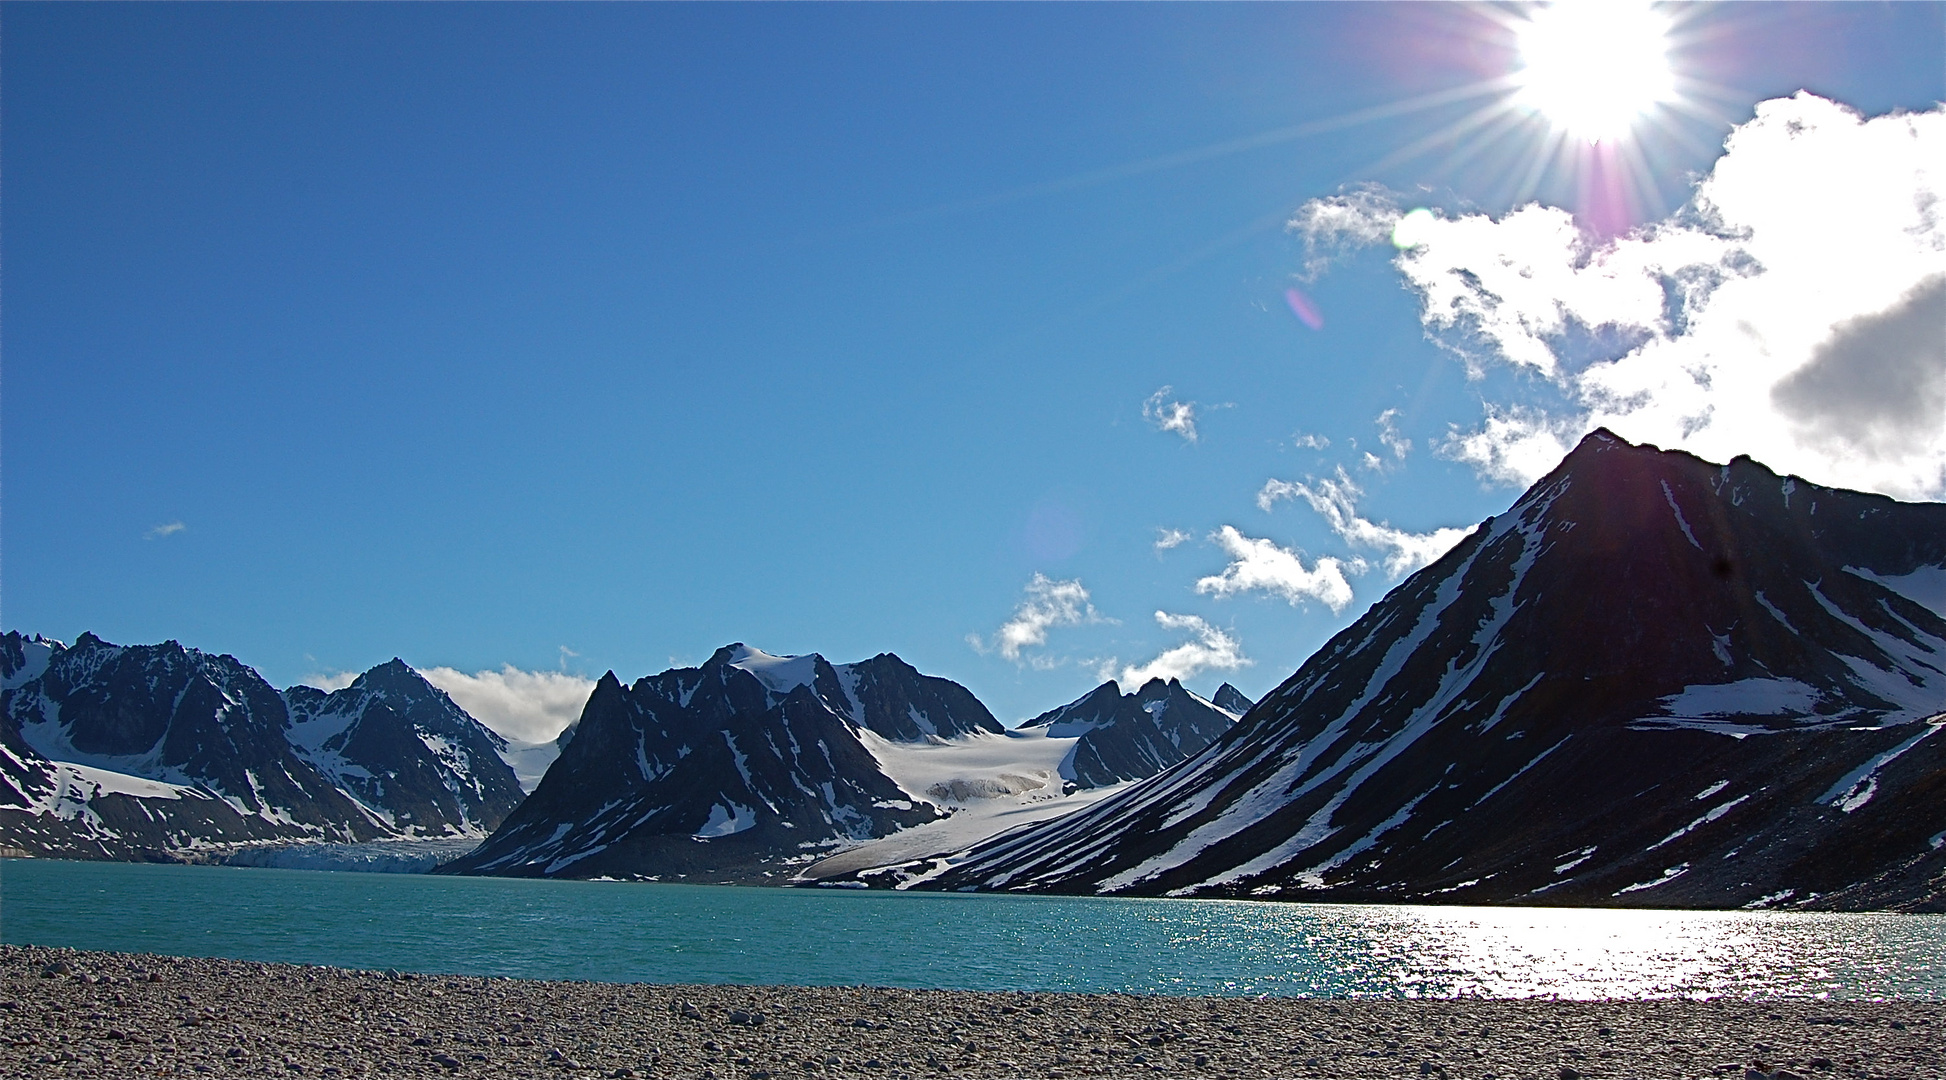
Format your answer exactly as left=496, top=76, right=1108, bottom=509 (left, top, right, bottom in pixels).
left=4, top=946, right=1941, bottom=1079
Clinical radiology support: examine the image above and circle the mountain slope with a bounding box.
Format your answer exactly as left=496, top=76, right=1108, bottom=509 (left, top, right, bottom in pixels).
left=1, top=634, right=524, bottom=860
left=920, top=432, right=1946, bottom=911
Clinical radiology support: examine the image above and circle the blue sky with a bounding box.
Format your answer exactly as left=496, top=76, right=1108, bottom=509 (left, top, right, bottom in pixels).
left=5, top=3, right=1943, bottom=735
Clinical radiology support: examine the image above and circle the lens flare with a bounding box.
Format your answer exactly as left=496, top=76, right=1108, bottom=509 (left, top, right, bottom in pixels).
left=1284, top=287, right=1325, bottom=330
left=1514, top=1, right=1676, bottom=144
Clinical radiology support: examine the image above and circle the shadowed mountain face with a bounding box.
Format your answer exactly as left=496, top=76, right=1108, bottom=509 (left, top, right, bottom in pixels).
left=1020, top=678, right=1241, bottom=789
left=921, top=432, right=1946, bottom=911
left=440, top=645, right=999, bottom=883
left=1212, top=683, right=1255, bottom=718
left=281, top=659, right=526, bottom=836
left=1, top=635, right=523, bottom=860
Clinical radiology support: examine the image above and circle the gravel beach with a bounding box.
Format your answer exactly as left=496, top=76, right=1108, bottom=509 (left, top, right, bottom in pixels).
left=2, top=945, right=1939, bottom=1080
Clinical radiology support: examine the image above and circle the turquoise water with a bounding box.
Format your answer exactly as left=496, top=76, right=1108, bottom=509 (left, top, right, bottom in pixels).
left=3, top=858, right=1943, bottom=999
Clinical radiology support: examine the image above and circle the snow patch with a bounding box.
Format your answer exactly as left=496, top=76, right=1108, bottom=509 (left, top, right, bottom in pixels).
left=1658, top=678, right=1823, bottom=719
left=1660, top=481, right=1703, bottom=551
left=1846, top=564, right=1946, bottom=620
left=1615, top=863, right=1690, bottom=895
left=726, top=646, right=822, bottom=696
left=691, top=801, right=758, bottom=839
left=2, top=637, right=59, bottom=690
left=1647, top=795, right=1750, bottom=851
left=1818, top=722, right=1943, bottom=813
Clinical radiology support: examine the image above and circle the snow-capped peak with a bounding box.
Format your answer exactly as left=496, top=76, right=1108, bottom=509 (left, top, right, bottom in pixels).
left=724, top=644, right=826, bottom=695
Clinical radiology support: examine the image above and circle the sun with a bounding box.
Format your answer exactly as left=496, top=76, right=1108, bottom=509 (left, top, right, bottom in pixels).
left=1513, top=1, right=1677, bottom=144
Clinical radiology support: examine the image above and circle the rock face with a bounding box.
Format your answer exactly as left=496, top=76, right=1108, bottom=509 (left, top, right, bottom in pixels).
left=1018, top=678, right=1240, bottom=789
left=440, top=645, right=1004, bottom=882
left=921, top=432, right=1946, bottom=911
left=0, top=634, right=522, bottom=860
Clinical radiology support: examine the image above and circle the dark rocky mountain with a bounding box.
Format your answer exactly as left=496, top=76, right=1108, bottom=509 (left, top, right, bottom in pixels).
left=1019, top=678, right=1240, bottom=789
left=837, top=652, right=1006, bottom=741
left=0, top=633, right=521, bottom=860
left=1212, top=683, right=1255, bottom=717
left=918, top=432, right=1946, bottom=911
left=281, top=659, right=526, bottom=835
left=2, top=633, right=384, bottom=859
left=442, top=645, right=983, bottom=882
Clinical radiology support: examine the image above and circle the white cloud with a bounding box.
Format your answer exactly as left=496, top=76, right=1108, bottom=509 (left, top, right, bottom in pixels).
left=418, top=665, right=596, bottom=744
left=1296, top=93, right=1946, bottom=500
left=1292, top=183, right=1399, bottom=278
left=1440, top=405, right=1583, bottom=488
left=1292, top=432, right=1331, bottom=450
left=1117, top=612, right=1250, bottom=687
left=1375, top=409, right=1412, bottom=461
left=1142, top=387, right=1199, bottom=443
left=1259, top=469, right=1476, bottom=578
left=969, top=573, right=1107, bottom=664
left=299, top=670, right=360, bottom=692
left=145, top=521, right=186, bottom=540
left=1153, top=527, right=1192, bottom=552
left=1195, top=525, right=1356, bottom=613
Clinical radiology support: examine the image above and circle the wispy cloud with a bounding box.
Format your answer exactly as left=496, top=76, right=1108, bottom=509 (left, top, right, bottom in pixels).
left=418, top=664, right=597, bottom=744
left=1153, top=527, right=1192, bottom=552
left=1142, top=387, right=1200, bottom=444
left=969, top=573, right=1109, bottom=665
left=1291, top=431, right=1331, bottom=450
left=1259, top=469, right=1475, bottom=578
left=1116, top=612, right=1250, bottom=687
left=1295, top=93, right=1946, bottom=500
left=145, top=521, right=186, bottom=540
left=1194, top=525, right=1355, bottom=613
left=1375, top=409, right=1412, bottom=462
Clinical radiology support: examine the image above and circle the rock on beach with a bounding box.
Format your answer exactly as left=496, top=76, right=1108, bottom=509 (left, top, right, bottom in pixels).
left=1, top=945, right=1940, bottom=1079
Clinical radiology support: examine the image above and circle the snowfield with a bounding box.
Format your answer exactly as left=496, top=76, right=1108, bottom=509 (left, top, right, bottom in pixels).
left=801, top=727, right=1133, bottom=880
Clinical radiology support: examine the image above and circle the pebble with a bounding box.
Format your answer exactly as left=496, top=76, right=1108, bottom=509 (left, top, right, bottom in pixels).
left=3, top=944, right=1943, bottom=1078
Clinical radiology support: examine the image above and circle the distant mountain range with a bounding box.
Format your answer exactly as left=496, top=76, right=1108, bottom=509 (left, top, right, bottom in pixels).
left=6, top=432, right=1943, bottom=910
left=909, top=432, right=1946, bottom=912
left=1, top=633, right=524, bottom=860
left=436, top=645, right=1241, bottom=883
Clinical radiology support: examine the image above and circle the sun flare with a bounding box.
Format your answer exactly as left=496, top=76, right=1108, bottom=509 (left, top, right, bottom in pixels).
left=1514, top=1, right=1676, bottom=143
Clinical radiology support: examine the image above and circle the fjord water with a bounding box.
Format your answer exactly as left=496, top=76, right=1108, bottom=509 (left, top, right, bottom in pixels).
left=3, top=859, right=1941, bottom=999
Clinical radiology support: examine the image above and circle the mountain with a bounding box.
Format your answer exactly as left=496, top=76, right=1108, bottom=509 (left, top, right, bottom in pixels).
left=1017, top=677, right=1241, bottom=789
left=915, top=432, right=1946, bottom=911
left=439, top=644, right=990, bottom=882
left=281, top=659, right=527, bottom=835
left=0, top=633, right=523, bottom=861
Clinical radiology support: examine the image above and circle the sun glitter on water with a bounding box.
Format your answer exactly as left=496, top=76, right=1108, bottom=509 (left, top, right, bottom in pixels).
left=1512, top=1, right=1677, bottom=144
